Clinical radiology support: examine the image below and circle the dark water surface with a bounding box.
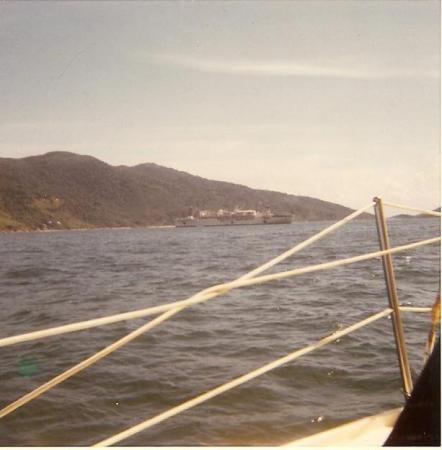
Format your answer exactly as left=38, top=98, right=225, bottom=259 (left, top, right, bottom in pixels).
left=0, top=218, right=440, bottom=446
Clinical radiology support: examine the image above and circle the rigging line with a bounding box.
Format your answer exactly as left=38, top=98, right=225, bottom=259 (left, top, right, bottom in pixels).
left=238, top=202, right=375, bottom=280
left=0, top=306, right=184, bottom=420
left=0, top=295, right=211, bottom=349
left=0, top=236, right=438, bottom=419
left=0, top=203, right=374, bottom=348
left=92, top=309, right=393, bottom=447
left=399, top=307, right=432, bottom=313
left=382, top=201, right=442, bottom=218
left=212, top=236, right=441, bottom=291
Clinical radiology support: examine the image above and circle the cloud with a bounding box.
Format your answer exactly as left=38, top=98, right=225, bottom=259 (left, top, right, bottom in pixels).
left=149, top=54, right=438, bottom=80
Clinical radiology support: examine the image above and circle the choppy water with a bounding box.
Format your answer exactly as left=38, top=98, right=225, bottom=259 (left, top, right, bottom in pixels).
left=0, top=218, right=440, bottom=446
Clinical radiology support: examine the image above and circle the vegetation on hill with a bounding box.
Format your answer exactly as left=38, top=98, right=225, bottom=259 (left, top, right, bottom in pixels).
left=0, top=151, right=369, bottom=231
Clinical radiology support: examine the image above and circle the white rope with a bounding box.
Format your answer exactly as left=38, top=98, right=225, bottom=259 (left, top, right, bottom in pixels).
left=0, top=297, right=211, bottom=349
left=92, top=309, right=393, bottom=447
left=400, top=307, right=432, bottom=313
left=238, top=202, right=375, bottom=280
left=0, top=203, right=374, bottom=349
left=383, top=201, right=442, bottom=218
left=212, top=236, right=441, bottom=291
left=0, top=306, right=181, bottom=419
left=0, top=235, right=438, bottom=419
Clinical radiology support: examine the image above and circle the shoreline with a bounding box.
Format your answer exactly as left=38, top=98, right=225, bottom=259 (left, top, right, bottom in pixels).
left=0, top=225, right=176, bottom=234
left=1, top=216, right=435, bottom=235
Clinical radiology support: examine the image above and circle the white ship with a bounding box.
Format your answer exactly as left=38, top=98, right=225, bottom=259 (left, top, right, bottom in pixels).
left=175, top=208, right=292, bottom=227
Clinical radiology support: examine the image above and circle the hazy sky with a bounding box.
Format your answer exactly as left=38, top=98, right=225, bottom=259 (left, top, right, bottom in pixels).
left=1, top=1, right=440, bottom=210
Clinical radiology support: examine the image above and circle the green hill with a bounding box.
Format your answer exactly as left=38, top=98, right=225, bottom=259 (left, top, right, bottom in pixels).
left=0, top=151, right=369, bottom=231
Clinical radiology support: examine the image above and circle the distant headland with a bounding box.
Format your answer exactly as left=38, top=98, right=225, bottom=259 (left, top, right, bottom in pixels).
left=0, top=151, right=372, bottom=231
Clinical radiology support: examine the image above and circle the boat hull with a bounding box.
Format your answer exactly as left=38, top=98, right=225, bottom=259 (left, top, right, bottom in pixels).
left=175, top=215, right=292, bottom=227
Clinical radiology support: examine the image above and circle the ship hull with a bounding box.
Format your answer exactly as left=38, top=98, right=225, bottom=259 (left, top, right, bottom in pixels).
left=175, top=215, right=292, bottom=227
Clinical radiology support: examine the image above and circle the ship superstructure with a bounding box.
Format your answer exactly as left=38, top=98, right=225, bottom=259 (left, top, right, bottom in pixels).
left=175, top=208, right=292, bottom=227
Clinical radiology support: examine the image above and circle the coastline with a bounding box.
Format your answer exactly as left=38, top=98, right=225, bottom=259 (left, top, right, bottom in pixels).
left=0, top=225, right=176, bottom=234
left=1, top=215, right=437, bottom=235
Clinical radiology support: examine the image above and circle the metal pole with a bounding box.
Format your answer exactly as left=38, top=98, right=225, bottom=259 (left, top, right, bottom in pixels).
left=373, top=197, right=413, bottom=399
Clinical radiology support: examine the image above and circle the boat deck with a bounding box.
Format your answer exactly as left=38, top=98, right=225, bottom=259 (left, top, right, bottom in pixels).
left=283, top=408, right=402, bottom=447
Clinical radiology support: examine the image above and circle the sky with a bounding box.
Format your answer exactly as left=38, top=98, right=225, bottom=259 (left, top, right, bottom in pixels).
left=0, top=1, right=440, bottom=211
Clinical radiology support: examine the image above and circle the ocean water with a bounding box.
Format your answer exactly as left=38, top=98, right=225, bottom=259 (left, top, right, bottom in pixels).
left=0, top=218, right=440, bottom=446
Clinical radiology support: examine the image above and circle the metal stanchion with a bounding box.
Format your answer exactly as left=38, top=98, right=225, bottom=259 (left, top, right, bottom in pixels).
left=373, top=197, right=413, bottom=398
